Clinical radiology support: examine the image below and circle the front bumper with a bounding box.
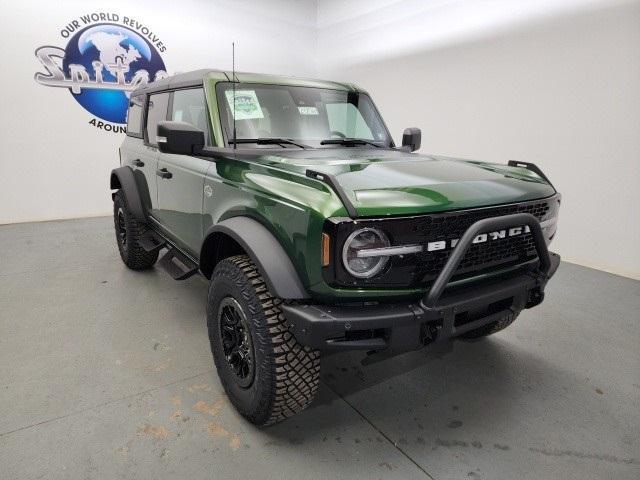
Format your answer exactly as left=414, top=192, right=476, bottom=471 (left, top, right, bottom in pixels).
left=281, top=213, right=560, bottom=357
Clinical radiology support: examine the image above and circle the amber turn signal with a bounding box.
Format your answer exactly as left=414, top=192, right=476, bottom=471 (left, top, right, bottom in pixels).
left=321, top=233, right=331, bottom=267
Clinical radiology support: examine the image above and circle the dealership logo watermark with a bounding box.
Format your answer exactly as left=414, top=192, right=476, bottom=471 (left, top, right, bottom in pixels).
left=34, top=13, right=168, bottom=131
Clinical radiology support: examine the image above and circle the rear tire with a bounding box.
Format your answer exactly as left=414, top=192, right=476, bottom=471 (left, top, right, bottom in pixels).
left=207, top=255, right=320, bottom=426
left=459, top=310, right=520, bottom=340
left=113, top=190, right=158, bottom=270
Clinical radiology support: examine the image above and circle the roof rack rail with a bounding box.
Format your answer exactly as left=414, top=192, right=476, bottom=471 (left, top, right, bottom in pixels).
left=306, top=169, right=358, bottom=218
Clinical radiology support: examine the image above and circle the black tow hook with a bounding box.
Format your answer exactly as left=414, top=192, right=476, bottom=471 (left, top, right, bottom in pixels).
left=420, top=323, right=440, bottom=346
left=526, top=287, right=545, bottom=309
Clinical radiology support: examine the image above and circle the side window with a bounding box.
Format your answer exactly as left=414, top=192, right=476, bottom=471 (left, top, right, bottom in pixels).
left=126, top=95, right=144, bottom=137
left=171, top=88, right=211, bottom=145
left=145, top=92, right=170, bottom=146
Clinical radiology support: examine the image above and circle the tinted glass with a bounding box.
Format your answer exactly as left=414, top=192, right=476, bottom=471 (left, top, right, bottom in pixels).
left=171, top=88, right=211, bottom=145
left=145, top=92, right=169, bottom=146
left=126, top=95, right=144, bottom=136
left=216, top=83, right=391, bottom=148
left=326, top=103, right=374, bottom=140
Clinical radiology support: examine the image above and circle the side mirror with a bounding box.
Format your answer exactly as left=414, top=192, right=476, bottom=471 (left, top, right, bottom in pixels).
left=402, top=127, right=421, bottom=152
left=157, top=121, right=205, bottom=155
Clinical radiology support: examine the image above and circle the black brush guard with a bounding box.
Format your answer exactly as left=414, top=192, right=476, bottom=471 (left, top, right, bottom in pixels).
left=281, top=213, right=560, bottom=357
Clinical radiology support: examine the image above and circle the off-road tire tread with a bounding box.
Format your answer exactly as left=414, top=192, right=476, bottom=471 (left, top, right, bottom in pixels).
left=209, top=255, right=320, bottom=425
left=113, top=190, right=158, bottom=270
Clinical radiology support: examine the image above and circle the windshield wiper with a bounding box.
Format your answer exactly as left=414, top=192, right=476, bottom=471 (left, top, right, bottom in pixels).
left=228, top=138, right=310, bottom=149
left=320, top=138, right=383, bottom=148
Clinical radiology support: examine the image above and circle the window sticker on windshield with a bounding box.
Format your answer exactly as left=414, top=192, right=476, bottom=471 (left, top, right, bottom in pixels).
left=298, top=106, right=319, bottom=115
left=225, top=90, right=264, bottom=120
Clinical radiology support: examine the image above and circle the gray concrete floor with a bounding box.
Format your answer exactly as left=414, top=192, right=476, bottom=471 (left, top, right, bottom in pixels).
left=1, top=217, right=639, bottom=480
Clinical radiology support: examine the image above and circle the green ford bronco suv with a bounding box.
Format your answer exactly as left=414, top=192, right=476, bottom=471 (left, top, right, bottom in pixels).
left=111, top=69, right=560, bottom=425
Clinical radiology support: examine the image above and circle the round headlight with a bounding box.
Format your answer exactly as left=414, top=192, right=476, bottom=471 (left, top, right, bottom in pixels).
left=342, top=228, right=390, bottom=278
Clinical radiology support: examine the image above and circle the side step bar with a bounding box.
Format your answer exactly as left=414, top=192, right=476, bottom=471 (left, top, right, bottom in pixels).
left=158, top=248, right=199, bottom=280
left=139, top=230, right=166, bottom=254
left=137, top=228, right=199, bottom=281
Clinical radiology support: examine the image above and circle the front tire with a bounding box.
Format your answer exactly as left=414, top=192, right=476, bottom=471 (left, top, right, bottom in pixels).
left=207, top=255, right=320, bottom=426
left=113, top=190, right=158, bottom=270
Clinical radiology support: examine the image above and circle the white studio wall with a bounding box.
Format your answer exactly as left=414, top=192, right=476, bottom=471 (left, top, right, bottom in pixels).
left=0, top=0, right=317, bottom=225
left=0, top=0, right=638, bottom=280
left=318, top=0, right=640, bottom=280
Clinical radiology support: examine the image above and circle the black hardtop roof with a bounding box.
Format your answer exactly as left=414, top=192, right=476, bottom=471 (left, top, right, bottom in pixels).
left=131, top=69, right=358, bottom=96
left=132, top=69, right=223, bottom=95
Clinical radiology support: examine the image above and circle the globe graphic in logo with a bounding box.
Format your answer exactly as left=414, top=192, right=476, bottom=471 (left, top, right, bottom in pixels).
left=62, top=24, right=166, bottom=123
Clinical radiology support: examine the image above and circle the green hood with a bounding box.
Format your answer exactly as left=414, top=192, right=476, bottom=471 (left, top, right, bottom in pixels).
left=251, top=149, right=555, bottom=217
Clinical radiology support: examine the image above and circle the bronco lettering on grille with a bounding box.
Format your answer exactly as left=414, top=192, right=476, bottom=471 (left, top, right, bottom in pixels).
left=426, top=225, right=531, bottom=252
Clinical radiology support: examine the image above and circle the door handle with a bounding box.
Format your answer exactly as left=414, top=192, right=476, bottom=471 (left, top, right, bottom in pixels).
left=133, top=159, right=144, bottom=167
left=156, top=168, right=172, bottom=179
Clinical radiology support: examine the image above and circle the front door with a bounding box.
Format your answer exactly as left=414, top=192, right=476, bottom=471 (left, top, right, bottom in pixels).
left=140, top=91, right=170, bottom=221
left=156, top=88, right=212, bottom=256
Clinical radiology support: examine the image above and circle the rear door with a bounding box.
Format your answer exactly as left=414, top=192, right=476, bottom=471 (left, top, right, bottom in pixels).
left=121, top=91, right=170, bottom=221
left=120, top=93, right=160, bottom=219
left=155, top=87, right=212, bottom=256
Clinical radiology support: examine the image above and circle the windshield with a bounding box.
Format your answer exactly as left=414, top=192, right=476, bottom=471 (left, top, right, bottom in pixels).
left=216, top=83, right=393, bottom=149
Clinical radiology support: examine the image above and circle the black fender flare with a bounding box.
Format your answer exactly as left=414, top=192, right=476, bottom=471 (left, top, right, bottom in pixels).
left=201, top=217, right=309, bottom=300
left=110, top=166, right=147, bottom=221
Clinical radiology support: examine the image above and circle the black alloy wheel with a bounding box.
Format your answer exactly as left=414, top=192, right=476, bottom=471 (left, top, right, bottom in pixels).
left=218, top=297, right=255, bottom=388
left=116, top=207, right=127, bottom=249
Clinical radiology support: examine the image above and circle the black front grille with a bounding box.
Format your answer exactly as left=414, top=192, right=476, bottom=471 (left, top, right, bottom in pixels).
left=412, top=201, right=550, bottom=283
left=324, top=195, right=560, bottom=289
